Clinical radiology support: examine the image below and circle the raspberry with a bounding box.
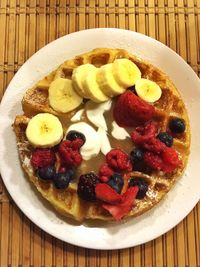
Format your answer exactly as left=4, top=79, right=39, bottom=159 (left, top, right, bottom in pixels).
left=113, top=91, right=155, bottom=127
left=77, top=172, right=99, bottom=201
left=106, top=149, right=132, bottom=172
left=143, top=152, right=163, bottom=171
left=98, top=164, right=114, bottom=182
left=59, top=140, right=82, bottom=167
left=31, top=148, right=56, bottom=169
left=162, top=148, right=181, bottom=169
left=143, top=137, right=166, bottom=154
left=71, top=139, right=84, bottom=150
left=131, top=121, right=157, bottom=145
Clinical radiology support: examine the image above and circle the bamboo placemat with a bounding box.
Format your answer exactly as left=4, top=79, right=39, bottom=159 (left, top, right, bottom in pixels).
left=0, top=0, right=199, bottom=266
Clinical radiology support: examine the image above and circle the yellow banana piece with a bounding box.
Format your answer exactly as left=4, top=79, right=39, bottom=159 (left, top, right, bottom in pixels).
left=135, top=78, right=162, bottom=103
left=112, top=58, right=141, bottom=87
left=48, top=78, right=83, bottom=113
left=72, top=64, right=96, bottom=98
left=26, top=113, right=63, bottom=148
left=97, top=63, right=125, bottom=97
left=83, top=67, right=110, bottom=103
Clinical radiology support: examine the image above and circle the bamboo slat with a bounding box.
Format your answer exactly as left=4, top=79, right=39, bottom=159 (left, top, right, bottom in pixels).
left=0, top=0, right=199, bottom=266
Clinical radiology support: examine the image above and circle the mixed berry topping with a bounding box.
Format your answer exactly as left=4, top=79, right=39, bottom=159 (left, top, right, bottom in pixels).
left=102, top=186, right=139, bottom=221
left=66, top=130, right=86, bottom=145
left=98, top=163, right=114, bottom=183
left=169, top=117, right=185, bottom=134
left=59, top=140, right=82, bottom=167
left=37, top=165, right=56, bottom=181
left=95, top=183, right=122, bottom=204
left=157, top=132, right=173, bottom=147
left=53, top=171, right=71, bottom=190
left=106, top=149, right=132, bottom=172
left=107, top=173, right=124, bottom=194
left=31, top=148, right=56, bottom=169
left=130, top=148, right=144, bottom=164
left=77, top=172, right=99, bottom=201
left=113, top=91, right=155, bottom=127
left=129, top=178, right=148, bottom=199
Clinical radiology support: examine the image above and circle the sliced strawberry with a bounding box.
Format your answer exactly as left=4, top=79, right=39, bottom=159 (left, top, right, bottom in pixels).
left=102, top=186, right=139, bottom=220
left=95, top=183, right=122, bottom=204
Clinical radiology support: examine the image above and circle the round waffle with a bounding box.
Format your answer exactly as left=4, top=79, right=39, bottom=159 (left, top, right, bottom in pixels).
left=13, top=48, right=190, bottom=221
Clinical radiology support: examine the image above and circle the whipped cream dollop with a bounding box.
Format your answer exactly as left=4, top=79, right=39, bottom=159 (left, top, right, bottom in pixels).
left=71, top=109, right=84, bottom=122
left=111, top=121, right=129, bottom=140
left=67, top=122, right=101, bottom=160
left=86, top=100, right=112, bottom=130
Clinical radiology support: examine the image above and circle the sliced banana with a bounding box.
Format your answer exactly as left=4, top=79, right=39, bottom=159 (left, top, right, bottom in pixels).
left=83, top=67, right=109, bottom=103
left=72, top=64, right=96, bottom=98
left=26, top=113, right=63, bottom=148
left=135, top=78, right=162, bottom=103
left=48, top=78, right=82, bottom=113
left=112, top=58, right=141, bottom=88
left=96, top=63, right=125, bottom=97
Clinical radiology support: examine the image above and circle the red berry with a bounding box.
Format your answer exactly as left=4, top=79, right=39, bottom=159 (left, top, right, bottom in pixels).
left=102, top=186, right=139, bottom=220
left=143, top=137, right=166, bottom=154
left=59, top=140, right=82, bottom=167
left=162, top=148, right=181, bottom=168
left=106, top=149, right=132, bottom=172
left=95, top=183, right=122, bottom=204
left=31, top=148, right=56, bottom=169
left=143, top=152, right=163, bottom=171
left=113, top=91, right=155, bottom=127
left=131, top=121, right=157, bottom=145
left=71, top=139, right=84, bottom=150
left=98, top=163, right=114, bottom=182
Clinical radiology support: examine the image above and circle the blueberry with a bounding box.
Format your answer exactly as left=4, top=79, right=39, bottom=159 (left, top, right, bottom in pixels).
left=37, top=165, right=55, bottom=181
left=108, top=173, right=124, bottom=194
left=169, top=118, right=185, bottom=134
left=128, top=178, right=148, bottom=199
left=67, top=168, right=76, bottom=181
left=66, top=130, right=86, bottom=144
left=157, top=132, right=173, bottom=147
left=53, top=172, right=70, bottom=190
left=130, top=148, right=144, bottom=164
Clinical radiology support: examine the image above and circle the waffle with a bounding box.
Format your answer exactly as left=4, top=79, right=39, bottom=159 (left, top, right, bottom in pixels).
left=13, top=48, right=190, bottom=221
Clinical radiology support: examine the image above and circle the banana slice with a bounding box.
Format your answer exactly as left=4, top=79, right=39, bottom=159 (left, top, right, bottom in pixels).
left=72, top=64, right=96, bottom=98
left=83, top=67, right=109, bottom=103
left=112, top=58, right=141, bottom=88
left=48, top=78, right=82, bottom=113
left=26, top=113, right=63, bottom=148
left=135, top=78, right=162, bottom=103
left=97, top=64, right=125, bottom=97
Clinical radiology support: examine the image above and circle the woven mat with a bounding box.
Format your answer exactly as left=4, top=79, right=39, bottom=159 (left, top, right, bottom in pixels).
left=0, top=0, right=199, bottom=266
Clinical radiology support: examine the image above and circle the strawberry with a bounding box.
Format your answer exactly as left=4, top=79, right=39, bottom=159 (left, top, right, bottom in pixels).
left=102, top=186, right=139, bottom=220
left=113, top=91, right=155, bottom=127
left=95, top=183, right=122, bottom=204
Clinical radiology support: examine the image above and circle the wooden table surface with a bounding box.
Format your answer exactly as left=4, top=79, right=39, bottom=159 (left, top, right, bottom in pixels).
left=0, top=0, right=199, bottom=266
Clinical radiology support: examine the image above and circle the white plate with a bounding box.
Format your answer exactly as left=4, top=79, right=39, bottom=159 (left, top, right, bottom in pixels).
left=0, top=28, right=199, bottom=250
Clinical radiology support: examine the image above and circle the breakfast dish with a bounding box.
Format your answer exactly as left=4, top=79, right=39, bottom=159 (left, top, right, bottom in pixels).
left=13, top=48, right=190, bottom=222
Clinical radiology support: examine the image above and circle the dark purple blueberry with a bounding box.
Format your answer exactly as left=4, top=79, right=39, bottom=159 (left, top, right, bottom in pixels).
left=157, top=132, right=173, bottom=147
left=53, top=172, right=70, bottom=190
left=130, top=148, right=144, bottom=164
left=66, top=130, right=86, bottom=145
left=128, top=178, right=148, bottom=199
left=37, top=165, right=55, bottom=181
left=169, top=118, right=185, bottom=134
left=107, top=173, right=124, bottom=194
left=77, top=172, right=99, bottom=202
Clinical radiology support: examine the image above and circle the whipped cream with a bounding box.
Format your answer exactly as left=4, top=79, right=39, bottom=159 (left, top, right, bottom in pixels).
left=86, top=100, right=112, bottom=130
left=111, top=121, right=129, bottom=140
left=71, top=109, right=84, bottom=122
left=97, top=127, right=112, bottom=155
left=67, top=122, right=101, bottom=160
